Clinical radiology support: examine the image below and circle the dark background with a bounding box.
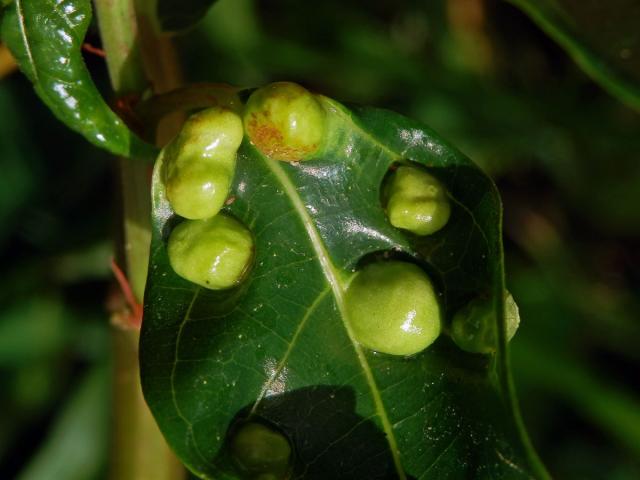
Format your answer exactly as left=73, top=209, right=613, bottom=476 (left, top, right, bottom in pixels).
left=1, top=0, right=639, bottom=478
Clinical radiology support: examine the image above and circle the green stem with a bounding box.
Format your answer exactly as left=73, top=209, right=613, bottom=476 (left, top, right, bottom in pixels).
left=94, top=0, right=145, bottom=94
left=93, top=0, right=185, bottom=478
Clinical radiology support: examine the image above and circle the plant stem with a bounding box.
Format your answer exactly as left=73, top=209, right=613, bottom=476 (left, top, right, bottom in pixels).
left=93, top=0, right=185, bottom=478
left=93, top=0, right=145, bottom=94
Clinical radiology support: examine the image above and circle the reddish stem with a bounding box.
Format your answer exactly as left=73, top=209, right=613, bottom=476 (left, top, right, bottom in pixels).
left=110, top=257, right=143, bottom=329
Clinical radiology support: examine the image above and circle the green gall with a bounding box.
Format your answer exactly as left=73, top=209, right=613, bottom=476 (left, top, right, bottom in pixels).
left=165, top=161, right=233, bottom=221
left=345, top=261, right=442, bottom=356
left=385, top=166, right=451, bottom=236
left=164, top=107, right=243, bottom=219
left=171, top=106, right=244, bottom=158
left=451, top=292, right=520, bottom=354
left=244, top=82, right=325, bottom=162
left=167, top=214, right=253, bottom=290
left=230, top=422, right=292, bottom=479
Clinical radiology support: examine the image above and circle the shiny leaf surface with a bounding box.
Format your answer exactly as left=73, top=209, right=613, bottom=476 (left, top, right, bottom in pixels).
left=0, top=0, right=153, bottom=158
left=141, top=95, right=546, bottom=479
left=157, top=0, right=218, bottom=31
left=509, top=0, right=640, bottom=111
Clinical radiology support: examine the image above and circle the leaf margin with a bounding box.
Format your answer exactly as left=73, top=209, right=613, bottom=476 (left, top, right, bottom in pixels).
left=140, top=90, right=548, bottom=479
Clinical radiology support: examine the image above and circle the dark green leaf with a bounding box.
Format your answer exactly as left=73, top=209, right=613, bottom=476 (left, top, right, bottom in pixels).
left=157, top=0, right=218, bottom=31
left=0, top=0, right=153, bottom=158
left=141, top=96, right=547, bottom=479
left=508, top=0, right=640, bottom=111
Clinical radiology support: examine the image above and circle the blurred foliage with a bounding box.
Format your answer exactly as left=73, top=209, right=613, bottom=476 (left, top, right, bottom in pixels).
left=508, top=0, right=640, bottom=111
left=0, top=0, right=639, bottom=478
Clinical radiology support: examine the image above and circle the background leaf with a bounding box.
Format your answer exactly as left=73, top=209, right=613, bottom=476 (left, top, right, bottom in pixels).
left=507, top=0, right=640, bottom=111
left=140, top=95, right=545, bottom=479
left=157, top=0, right=219, bottom=31
left=16, top=366, right=109, bottom=480
left=0, top=0, right=153, bottom=158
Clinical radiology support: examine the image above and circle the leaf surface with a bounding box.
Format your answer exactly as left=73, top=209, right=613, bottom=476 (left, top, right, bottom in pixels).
left=509, top=0, right=640, bottom=111
left=157, top=0, right=218, bottom=31
left=141, top=95, right=546, bottom=479
left=0, top=0, right=152, bottom=158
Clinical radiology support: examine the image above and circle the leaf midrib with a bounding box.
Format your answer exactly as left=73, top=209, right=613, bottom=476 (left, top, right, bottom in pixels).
left=261, top=156, right=407, bottom=480
left=15, top=0, right=37, bottom=81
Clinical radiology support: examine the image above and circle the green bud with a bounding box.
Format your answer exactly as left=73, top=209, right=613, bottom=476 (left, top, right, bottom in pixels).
left=244, top=82, right=325, bottom=162
left=450, top=292, right=520, bottom=354
left=164, top=107, right=243, bottom=220
left=167, top=214, right=254, bottom=290
left=385, top=166, right=451, bottom=236
left=345, top=261, right=442, bottom=356
left=230, top=422, right=292, bottom=478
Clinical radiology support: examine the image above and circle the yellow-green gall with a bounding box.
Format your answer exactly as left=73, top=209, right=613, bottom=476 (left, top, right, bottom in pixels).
left=164, top=160, right=233, bottom=221
left=171, top=106, right=244, bottom=158
left=163, top=107, right=243, bottom=220
left=345, top=261, right=442, bottom=356
left=230, top=422, right=291, bottom=479
left=385, top=166, right=451, bottom=236
left=167, top=214, right=253, bottom=290
left=451, top=292, right=520, bottom=354
left=244, top=82, right=325, bottom=162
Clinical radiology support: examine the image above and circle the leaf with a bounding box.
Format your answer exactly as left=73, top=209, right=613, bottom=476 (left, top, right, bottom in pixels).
left=157, top=0, right=219, bottom=32
left=0, top=296, right=68, bottom=366
left=16, top=366, right=109, bottom=480
left=508, top=0, right=640, bottom=112
left=141, top=95, right=547, bottom=479
left=0, top=0, right=153, bottom=158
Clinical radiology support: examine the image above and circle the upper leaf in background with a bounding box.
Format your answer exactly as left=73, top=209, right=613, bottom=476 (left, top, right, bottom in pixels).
left=0, top=0, right=153, bottom=158
left=508, top=0, right=640, bottom=112
left=157, top=0, right=218, bottom=31
left=141, top=91, right=548, bottom=479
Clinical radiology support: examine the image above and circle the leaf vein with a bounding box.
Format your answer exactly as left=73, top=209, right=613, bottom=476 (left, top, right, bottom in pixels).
left=250, top=286, right=331, bottom=414
left=419, top=434, right=460, bottom=479
left=170, top=288, right=200, bottom=428
left=15, top=0, right=37, bottom=81
left=262, top=158, right=407, bottom=480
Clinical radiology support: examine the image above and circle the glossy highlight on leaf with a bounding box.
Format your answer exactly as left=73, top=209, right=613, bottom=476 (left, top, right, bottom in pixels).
left=141, top=92, right=547, bottom=479
left=0, top=0, right=153, bottom=158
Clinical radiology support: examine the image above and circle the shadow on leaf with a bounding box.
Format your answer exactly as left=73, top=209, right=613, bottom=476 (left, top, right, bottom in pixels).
left=217, top=385, right=415, bottom=480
